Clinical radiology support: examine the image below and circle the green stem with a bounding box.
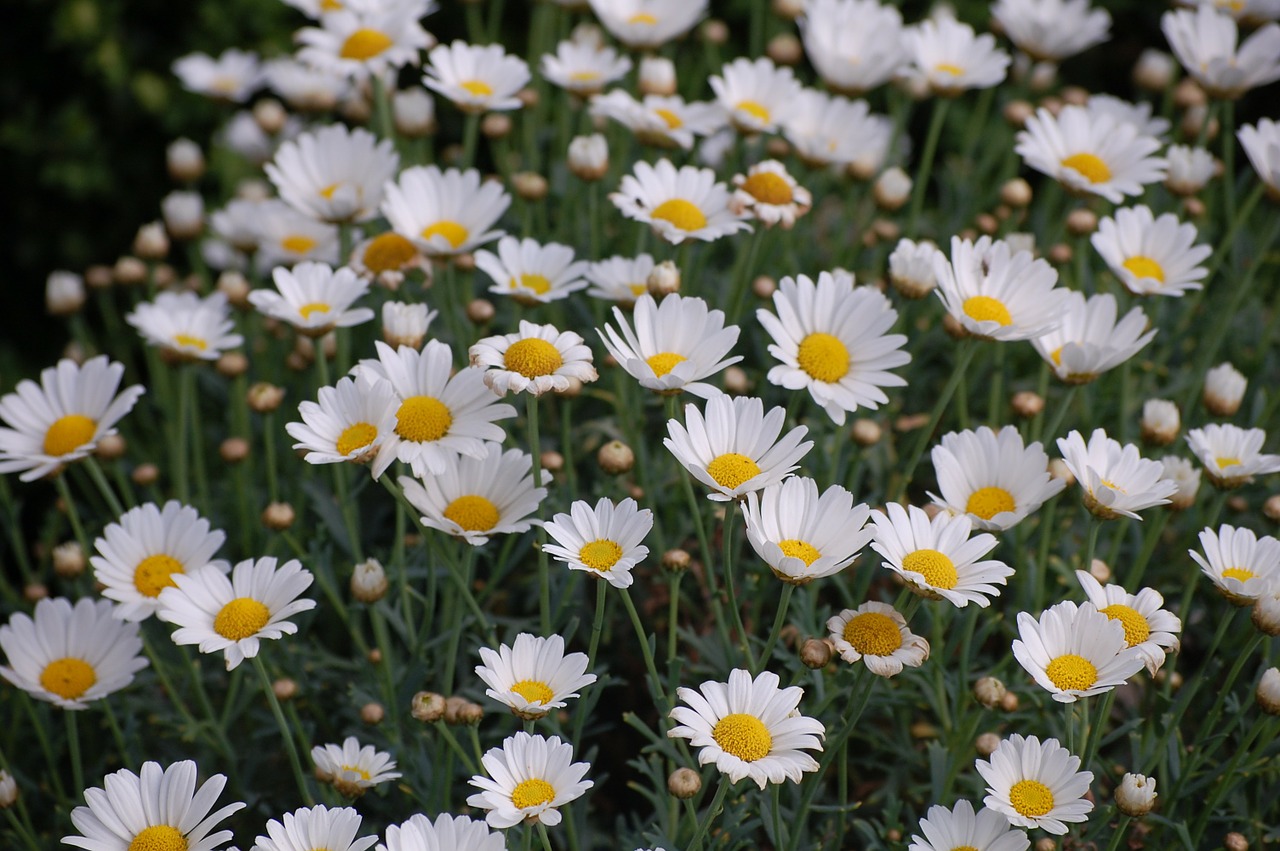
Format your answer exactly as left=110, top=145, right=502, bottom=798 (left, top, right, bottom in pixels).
left=83, top=456, right=125, bottom=518
left=1104, top=815, right=1132, bottom=851
left=1190, top=715, right=1272, bottom=845
left=619, top=588, right=669, bottom=713
left=175, top=364, right=193, bottom=503
left=252, top=655, right=315, bottom=806
left=754, top=583, right=795, bottom=675
left=894, top=338, right=978, bottom=500
left=65, top=710, right=84, bottom=800
left=461, top=112, right=482, bottom=171
left=527, top=396, right=554, bottom=634
left=53, top=474, right=90, bottom=555
left=687, top=778, right=731, bottom=851
left=720, top=504, right=754, bottom=669
left=536, top=822, right=555, bottom=851
left=1039, top=385, right=1080, bottom=444
left=906, top=98, right=951, bottom=237
left=1080, top=690, right=1114, bottom=775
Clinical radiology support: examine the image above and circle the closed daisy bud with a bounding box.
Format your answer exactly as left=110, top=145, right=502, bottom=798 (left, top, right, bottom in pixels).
left=0, top=770, right=16, bottom=808
left=1224, top=833, right=1250, bottom=851
left=976, top=732, right=1002, bottom=756
left=1001, top=178, right=1033, bottom=207
left=974, top=676, right=1007, bottom=708
left=162, top=191, right=204, bottom=240
left=662, top=549, right=691, bottom=572
left=702, top=19, right=730, bottom=44
left=752, top=275, right=776, bottom=299
left=667, top=767, right=702, bottom=798
left=800, top=638, right=831, bottom=669
left=412, top=691, right=447, bottom=722
left=1012, top=391, right=1044, bottom=418
left=351, top=558, right=388, bottom=603
left=1257, top=668, right=1280, bottom=714
left=597, top=440, right=634, bottom=474
left=1034, top=839, right=1056, bottom=851
left=512, top=171, right=548, bottom=201
left=873, top=167, right=912, bottom=211
left=95, top=433, right=126, bottom=460
left=467, top=298, right=496, bottom=325
left=1133, top=49, right=1175, bottom=92
left=133, top=222, right=170, bottom=260
left=1252, top=590, right=1280, bottom=636
left=639, top=57, right=676, bottom=96
left=1066, top=208, right=1097, bottom=236
left=393, top=88, right=436, bottom=137
left=166, top=137, right=205, bottom=182
left=647, top=260, right=681, bottom=296
left=46, top=271, right=86, bottom=316
left=53, top=541, right=85, bottom=578
left=132, top=463, right=159, bottom=486
left=113, top=256, right=148, bottom=286
left=1265, top=494, right=1280, bottom=521
left=851, top=419, right=882, bottom=446
left=361, top=702, right=384, bottom=724
left=767, top=33, right=803, bottom=66
left=1141, top=399, right=1180, bottom=445
left=262, top=501, right=296, bottom=530
left=1204, top=362, right=1247, bottom=416
left=248, top=382, right=286, bottom=413
left=457, top=700, right=484, bottom=725
left=273, top=677, right=298, bottom=700
left=219, top=437, right=249, bottom=464
left=568, top=134, right=609, bottom=181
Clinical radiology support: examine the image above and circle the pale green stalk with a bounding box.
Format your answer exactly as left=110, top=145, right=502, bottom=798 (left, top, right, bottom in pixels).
left=251, top=655, right=315, bottom=806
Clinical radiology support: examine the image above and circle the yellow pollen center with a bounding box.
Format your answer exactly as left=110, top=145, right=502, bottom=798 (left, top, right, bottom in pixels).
left=421, top=220, right=469, bottom=249
left=627, top=11, right=658, bottom=24
left=579, top=539, right=623, bottom=571
left=742, top=171, right=793, bottom=205
left=705, top=452, right=762, bottom=490
left=282, top=234, right=318, bottom=254
left=504, top=338, right=564, bottom=377
left=646, top=352, right=687, bottom=377
left=134, top=554, right=184, bottom=597
left=511, top=274, right=553, bottom=295
left=341, top=764, right=372, bottom=781
left=511, top=778, right=557, bottom=809
left=1009, top=779, right=1055, bottom=818
left=319, top=182, right=341, bottom=199
left=1216, top=456, right=1241, bottom=469
left=1045, top=653, right=1098, bottom=691
left=299, top=301, right=331, bottom=320
left=43, top=414, right=96, bottom=457
left=628, top=283, right=648, bottom=296
left=962, top=295, right=1013, bottom=326
left=778, top=539, right=821, bottom=566
left=128, top=825, right=189, bottom=851
left=951, top=848, right=979, bottom=851
left=336, top=421, right=378, bottom=457
left=654, top=108, right=683, bottom=129
left=1099, top=604, right=1150, bottom=647
left=444, top=495, right=500, bottom=532
left=569, top=71, right=602, bottom=83
left=966, top=486, right=1016, bottom=520
left=650, top=199, right=708, bottom=232
left=1050, top=346, right=1064, bottom=366
left=1222, top=566, right=1257, bottom=582
left=842, top=611, right=903, bottom=655
left=1122, top=256, right=1165, bottom=282
left=796, top=332, right=851, bottom=383
left=511, top=679, right=555, bottom=705
left=711, top=713, right=773, bottom=762
left=1061, top=152, right=1112, bottom=184
left=173, top=333, right=209, bottom=351
left=934, top=62, right=965, bottom=76
left=460, top=79, right=494, bottom=97
left=363, top=232, right=417, bottom=272
left=735, top=100, right=771, bottom=123
left=321, top=0, right=342, bottom=9
left=213, top=597, right=270, bottom=641
left=339, top=28, right=393, bottom=61
left=394, top=396, right=453, bottom=442
left=40, top=657, right=97, bottom=700
left=902, top=549, right=959, bottom=589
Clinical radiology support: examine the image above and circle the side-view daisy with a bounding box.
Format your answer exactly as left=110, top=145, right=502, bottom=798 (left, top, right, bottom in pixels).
left=929, top=426, right=1065, bottom=531
left=1015, top=105, right=1166, bottom=203
left=382, top=165, right=510, bottom=256
left=1189, top=524, right=1280, bottom=605
left=992, top=0, right=1111, bottom=62
left=466, top=732, right=593, bottom=827
left=1075, top=570, right=1180, bottom=675
left=253, top=201, right=342, bottom=268
left=908, top=799, right=1031, bottom=851
left=589, top=91, right=725, bottom=150
left=903, top=15, right=1011, bottom=95
left=798, top=0, right=906, bottom=95
left=312, top=736, right=402, bottom=798
left=1186, top=424, right=1280, bottom=489
left=1030, top=291, right=1156, bottom=384
left=250, top=804, right=378, bottom=851
left=249, top=262, right=375, bottom=336
left=266, top=124, right=399, bottom=224
left=1239, top=119, right=1280, bottom=196
left=1161, top=6, right=1280, bottom=98
left=172, top=49, right=263, bottom=101
left=611, top=159, right=751, bottom=244
left=296, top=5, right=433, bottom=81
left=709, top=56, right=803, bottom=134
left=286, top=374, right=400, bottom=466
left=474, top=633, right=597, bottom=720
left=380, top=813, right=505, bottom=851
left=1057, top=429, right=1177, bottom=520
left=976, top=734, right=1092, bottom=835
left=473, top=236, right=589, bottom=304
left=1091, top=205, right=1211, bottom=298
left=542, top=497, right=653, bottom=589
left=540, top=39, right=631, bottom=96
left=871, top=503, right=1013, bottom=608
left=585, top=254, right=655, bottom=304
left=425, top=40, right=530, bottom=113
left=742, top=477, right=873, bottom=585
left=730, top=160, right=812, bottom=229
left=827, top=601, right=930, bottom=676
left=932, top=236, right=1067, bottom=342
left=126, top=291, right=244, bottom=362
left=470, top=321, right=597, bottom=396
left=1012, top=601, right=1145, bottom=702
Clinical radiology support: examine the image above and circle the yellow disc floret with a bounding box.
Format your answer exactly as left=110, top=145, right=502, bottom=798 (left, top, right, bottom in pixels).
left=1222, top=566, right=1257, bottom=583
left=340, top=28, right=393, bottom=60
left=962, top=295, right=1013, bottom=326
left=128, top=824, right=189, bottom=851
left=645, top=352, right=687, bottom=377
left=363, top=233, right=417, bottom=273
left=134, top=554, right=184, bottom=597
left=281, top=235, right=318, bottom=254
left=511, top=274, right=553, bottom=296
left=650, top=199, right=708, bottom=232
left=1045, top=653, right=1098, bottom=691
left=336, top=422, right=378, bottom=457
left=1122, top=256, right=1165, bottom=282
left=395, top=396, right=453, bottom=443
left=1099, top=604, right=1150, bottom=647
left=654, top=109, right=683, bottom=129
left=902, top=549, right=959, bottom=589
left=842, top=612, right=903, bottom=656
left=298, top=301, right=331, bottom=321
left=712, top=712, right=772, bottom=762
left=40, top=657, right=97, bottom=700
left=1009, top=779, right=1055, bottom=818
left=742, top=171, right=793, bottom=205
left=735, top=100, right=771, bottom=124
left=460, top=79, right=494, bottom=97
left=627, top=11, right=658, bottom=24
left=579, top=539, right=623, bottom=572
left=504, top=338, right=564, bottom=378
left=1216, top=456, right=1241, bottom=469
left=421, top=220, right=469, bottom=249
left=213, top=597, right=271, bottom=641
left=796, top=333, right=851, bottom=383
left=172, top=334, right=209, bottom=352
left=778, top=539, right=821, bottom=566
left=444, top=495, right=500, bottom=532
left=43, top=414, right=96, bottom=457
left=511, top=778, right=557, bottom=809
left=511, top=679, right=555, bottom=705
left=705, top=453, right=762, bottom=490
left=934, top=63, right=965, bottom=76
left=966, top=486, right=1016, bottom=520
left=1061, top=152, right=1112, bottom=185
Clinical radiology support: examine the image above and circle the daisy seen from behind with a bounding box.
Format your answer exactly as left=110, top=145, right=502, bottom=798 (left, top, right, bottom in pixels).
left=296, top=4, right=433, bottom=81
left=474, top=633, right=597, bottom=720
left=871, top=503, right=1013, bottom=608
left=977, top=734, right=1092, bottom=834
left=611, top=159, right=751, bottom=244
left=312, top=736, right=402, bottom=798
left=285, top=374, right=400, bottom=466
left=1186, top=423, right=1280, bottom=489
left=542, top=497, right=653, bottom=589
left=249, top=262, right=375, bottom=337
left=1057, top=429, right=1177, bottom=520
left=1189, top=524, right=1280, bottom=605
left=929, top=426, right=1065, bottom=531
left=1091, top=205, right=1211, bottom=298
left=250, top=804, right=378, bottom=851
left=379, top=813, right=505, bottom=851
left=473, top=236, right=589, bottom=304
left=742, top=477, right=873, bottom=585
left=1012, top=600, right=1145, bottom=703
left=382, top=165, right=510, bottom=256
left=1015, top=105, right=1166, bottom=203
left=266, top=124, right=398, bottom=224
left=903, top=15, right=1011, bottom=95
left=1075, top=570, right=1181, bottom=675
left=466, top=731, right=593, bottom=827
left=1161, top=5, right=1280, bottom=98
left=827, top=601, right=930, bottom=677
left=908, top=799, right=1030, bottom=851
left=709, top=56, right=803, bottom=134
left=991, top=0, right=1111, bottom=62
left=1030, top=291, right=1156, bottom=384
left=932, top=236, right=1068, bottom=341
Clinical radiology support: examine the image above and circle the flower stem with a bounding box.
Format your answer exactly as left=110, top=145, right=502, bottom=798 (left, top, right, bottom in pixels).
left=53, top=474, right=90, bottom=555
left=527, top=396, right=553, bottom=634
left=619, top=587, right=669, bottom=713
left=687, top=777, right=731, bottom=851
left=720, top=504, right=754, bottom=670
left=65, top=710, right=84, bottom=799
left=252, top=655, right=315, bottom=806
left=907, top=98, right=951, bottom=237
left=754, top=583, right=795, bottom=675
left=83, top=456, right=125, bottom=518
left=893, top=338, right=977, bottom=501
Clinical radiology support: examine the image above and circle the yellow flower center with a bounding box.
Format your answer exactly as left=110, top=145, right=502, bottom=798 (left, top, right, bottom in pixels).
left=902, top=549, right=959, bottom=589
left=282, top=234, right=318, bottom=254
left=319, top=182, right=341, bottom=199
left=1045, top=653, right=1098, bottom=691
left=796, top=332, right=850, bottom=383
left=1009, top=779, right=1055, bottom=818
left=444, top=495, right=500, bottom=532
left=134, top=553, right=184, bottom=597
left=339, top=28, right=393, bottom=61
left=511, top=679, right=555, bottom=705
left=1222, top=566, right=1257, bottom=582
left=39, top=657, right=97, bottom=700
left=627, top=11, right=658, bottom=24
left=628, top=283, right=648, bottom=296
left=952, top=847, right=979, bottom=851
left=579, top=539, right=623, bottom=571
left=934, top=62, right=964, bottom=76
left=341, top=764, right=372, bottom=780
left=1216, top=456, right=1241, bottom=469
left=43, top=414, right=96, bottom=457
left=742, top=171, right=793, bottom=205
left=421, top=220, right=469, bottom=249
left=1050, top=346, right=1065, bottom=366
left=735, top=100, right=771, bottom=124
left=504, top=338, right=564, bottom=378
left=962, top=295, right=1013, bottom=326
left=173, top=333, right=209, bottom=351
left=650, top=199, right=708, bottom=232
left=128, top=825, right=188, bottom=851
left=842, top=611, right=903, bottom=655
left=511, top=778, right=557, bottom=809
left=1099, top=604, right=1150, bottom=647
left=711, top=712, right=772, bottom=762
left=654, top=108, right=683, bottom=129
left=569, top=71, right=602, bottom=83
left=363, top=232, right=418, bottom=272
left=394, top=396, right=453, bottom=443
left=321, top=0, right=342, bottom=9
left=966, top=486, right=1016, bottom=520
left=336, top=421, right=378, bottom=457
left=1122, top=256, right=1165, bottom=282
left=460, top=79, right=494, bottom=97
left=705, top=452, right=762, bottom=490
left=511, top=273, right=553, bottom=295
left=778, top=539, right=821, bottom=566
left=213, top=597, right=270, bottom=641
left=1061, top=152, right=1112, bottom=185
left=646, top=352, right=687, bottom=377
left=299, top=301, right=331, bottom=320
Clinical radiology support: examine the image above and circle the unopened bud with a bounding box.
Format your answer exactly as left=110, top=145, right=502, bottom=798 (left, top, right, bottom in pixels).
left=216, top=352, right=249, bottom=379
left=1011, top=391, right=1044, bottom=419
left=647, top=260, right=681, bottom=296
left=218, top=271, right=251, bottom=308
left=262, top=501, right=296, bottom=530
left=1224, top=833, right=1249, bottom=851
left=273, top=678, right=299, bottom=700
left=394, top=89, right=436, bottom=137
left=219, top=437, right=250, bottom=464
left=597, top=440, right=635, bottom=474
left=1066, top=208, right=1098, bottom=236
left=466, top=298, right=496, bottom=326
left=1252, top=591, right=1280, bottom=637
left=1034, top=839, right=1057, bottom=851
left=1090, top=558, right=1111, bottom=583
left=134, top=222, right=170, bottom=260
left=668, top=767, right=702, bottom=798
left=800, top=638, right=832, bottom=669
left=772, top=0, right=805, bottom=19
left=95, top=433, right=126, bottom=460
left=851, top=419, right=882, bottom=446
left=1049, top=458, right=1075, bottom=487
left=662, top=549, right=692, bottom=572
left=53, top=542, right=86, bottom=578
left=253, top=98, right=288, bottom=134
left=1001, top=178, right=1033, bottom=208
left=162, top=191, right=204, bottom=240
left=1047, top=242, right=1073, bottom=265
left=0, top=770, right=17, bottom=809
left=46, top=271, right=87, bottom=316
left=766, top=33, right=802, bottom=66
left=976, top=732, right=1001, bottom=756
left=247, top=382, right=285, bottom=413
left=723, top=366, right=750, bottom=395
left=1133, top=49, right=1176, bottom=93
left=1264, top=494, right=1280, bottom=522
left=351, top=558, right=389, bottom=603
left=167, top=138, right=206, bottom=183
left=873, top=167, right=912, bottom=212
left=540, top=451, right=564, bottom=473
left=639, top=57, right=677, bottom=96
left=114, top=256, right=148, bottom=286
left=132, top=463, right=159, bottom=486
left=1257, top=668, right=1280, bottom=715
left=974, top=676, right=1006, bottom=709
left=1003, top=100, right=1034, bottom=128
left=752, top=275, right=776, bottom=299
left=999, top=691, right=1019, bottom=712
left=512, top=171, right=548, bottom=201
left=1141, top=399, right=1180, bottom=445
left=412, top=691, right=447, bottom=722
left=1204, top=362, right=1246, bottom=417
left=568, top=134, right=609, bottom=181
left=24, top=583, right=48, bottom=602
left=360, top=702, right=385, bottom=724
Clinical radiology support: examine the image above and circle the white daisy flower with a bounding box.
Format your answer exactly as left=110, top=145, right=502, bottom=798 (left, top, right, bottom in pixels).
left=1030, top=291, right=1156, bottom=384
left=264, top=57, right=350, bottom=112
left=350, top=231, right=430, bottom=290
left=542, top=497, right=653, bottom=589
left=587, top=0, right=707, bottom=49
left=871, top=503, right=1013, bottom=608
left=381, top=300, right=437, bottom=349
left=798, top=0, right=906, bottom=95
left=932, top=235, right=1068, bottom=342
left=0, top=356, right=145, bottom=482
left=1075, top=570, right=1180, bottom=675
left=584, top=254, right=654, bottom=304
left=0, top=597, right=147, bottom=710
left=266, top=124, right=399, bottom=224
left=474, top=633, right=597, bottom=720
left=756, top=271, right=910, bottom=425
left=382, top=165, right=510, bottom=256
left=1164, top=144, right=1217, bottom=196
left=63, top=760, right=244, bottom=851
left=908, top=799, right=1031, bottom=851
left=1190, top=524, right=1280, bottom=605
left=667, top=668, right=824, bottom=789
left=466, top=732, right=593, bottom=827
left=249, top=262, right=375, bottom=337
left=285, top=374, right=400, bottom=466
left=1239, top=118, right=1280, bottom=196
left=540, top=40, right=630, bottom=96
left=250, top=804, right=377, bottom=851
left=929, top=426, right=1066, bottom=532
left=424, top=41, right=530, bottom=113
left=311, top=736, right=402, bottom=798
left=379, top=813, right=505, bottom=851
left=903, top=15, right=1011, bottom=95
left=126, top=291, right=243, bottom=362
left=827, top=601, right=930, bottom=676
left=664, top=395, right=812, bottom=502
left=1057, top=429, right=1178, bottom=520
left=992, top=0, right=1111, bottom=62
left=729, top=160, right=812, bottom=229
left=1090, top=205, right=1211, bottom=298
left=1086, top=94, right=1170, bottom=141
left=90, top=501, right=230, bottom=622
left=782, top=88, right=892, bottom=170
left=1012, top=600, right=1145, bottom=703
left=172, top=49, right=263, bottom=101
left=473, top=236, right=589, bottom=304
left=399, top=444, right=550, bottom=546
left=888, top=238, right=944, bottom=299
left=598, top=293, right=742, bottom=398
left=1160, top=455, right=1201, bottom=511
left=589, top=91, right=725, bottom=150
left=611, top=159, right=751, bottom=245
left=709, top=56, right=803, bottom=135
left=254, top=201, right=342, bottom=268
left=210, top=197, right=272, bottom=255
left=297, top=6, right=433, bottom=81
left=1186, top=424, right=1280, bottom=489
left=157, top=558, right=317, bottom=671
left=742, top=477, right=873, bottom=585
left=1015, top=105, right=1166, bottom=203
left=469, top=321, right=597, bottom=396
left=1161, top=6, right=1280, bottom=98
left=977, top=734, right=1093, bottom=835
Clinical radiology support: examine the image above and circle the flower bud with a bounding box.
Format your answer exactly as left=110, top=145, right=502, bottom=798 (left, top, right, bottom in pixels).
left=216, top=351, right=250, bottom=378
left=1252, top=591, right=1280, bottom=637
left=412, top=691, right=447, bottom=722
left=1066, top=208, right=1098, bottom=236
left=481, top=112, right=512, bottom=138
left=273, top=678, right=299, bottom=700
left=1265, top=494, right=1280, bottom=522
left=999, top=691, right=1019, bottom=712
left=0, top=770, right=17, bottom=808
left=132, top=463, right=159, bottom=486
left=873, top=167, right=912, bottom=212
left=382, top=301, right=433, bottom=350
left=1048, top=458, right=1075, bottom=487
left=134, top=222, right=171, bottom=260
left=540, top=451, right=564, bottom=473
left=247, top=382, right=286, bottom=413
left=772, top=0, right=805, bottom=19
left=512, top=171, right=548, bottom=201
left=1165, top=145, right=1215, bottom=196
left=95, top=433, right=126, bottom=460
left=1011, top=391, right=1044, bottom=419
left=639, top=57, right=676, bottom=96
left=466, top=298, right=496, bottom=326
left=1160, top=456, right=1200, bottom=511
left=722, top=366, right=750, bottom=395
left=851, top=419, right=882, bottom=447
left=701, top=19, right=729, bottom=44
left=351, top=558, right=389, bottom=603
left=166, top=138, right=206, bottom=183
left=662, top=549, right=691, bottom=572
left=361, top=702, right=385, bottom=724
left=766, top=33, right=803, bottom=66
left=1224, top=833, right=1249, bottom=851
left=219, top=437, right=250, bottom=464
left=53, top=542, right=86, bottom=578
left=393, top=88, right=436, bottom=137
left=668, top=767, right=702, bottom=798
left=568, top=134, right=609, bottom=181
left=752, top=275, right=776, bottom=299
left=1140, top=399, right=1180, bottom=445
left=570, top=22, right=604, bottom=49
left=262, top=501, right=296, bottom=530
left=113, top=256, right=148, bottom=286
left=1204, top=362, right=1246, bottom=417
left=1133, top=49, right=1176, bottom=92
left=800, top=638, right=832, bottom=669
left=974, top=676, right=1006, bottom=708
left=976, top=732, right=1002, bottom=756
left=46, top=271, right=87, bottom=316
left=647, top=260, right=681, bottom=296
left=1257, top=668, right=1280, bottom=715
left=162, top=191, right=204, bottom=240
left=217, top=270, right=251, bottom=308
left=1000, top=178, right=1033, bottom=208
left=596, top=439, right=635, bottom=475
left=1034, top=839, right=1056, bottom=851
left=888, top=238, right=940, bottom=299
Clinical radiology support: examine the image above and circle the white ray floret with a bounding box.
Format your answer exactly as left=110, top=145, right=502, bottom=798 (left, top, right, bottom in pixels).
left=286, top=374, right=400, bottom=466
left=466, top=732, right=593, bottom=827
left=932, top=236, right=1068, bottom=341
left=266, top=124, right=399, bottom=223
left=1090, top=205, right=1211, bottom=297
left=743, top=476, right=873, bottom=585
left=1012, top=600, right=1145, bottom=702
left=1075, top=570, right=1181, bottom=675
left=930, top=425, right=1065, bottom=531
left=475, top=633, right=597, bottom=720
left=977, top=734, right=1092, bottom=834
left=470, top=321, right=597, bottom=396
left=542, top=497, right=653, bottom=589
left=908, top=799, right=1031, bottom=851
left=1186, top=424, right=1280, bottom=489
left=473, top=236, right=589, bottom=304
left=1030, top=292, right=1156, bottom=384
left=1057, top=429, right=1178, bottom=520
left=1015, top=105, right=1166, bottom=203
left=611, top=159, right=751, bottom=244
left=424, top=41, right=531, bottom=113
left=827, top=601, right=930, bottom=677
left=382, top=165, right=510, bottom=256
left=249, top=262, right=375, bottom=336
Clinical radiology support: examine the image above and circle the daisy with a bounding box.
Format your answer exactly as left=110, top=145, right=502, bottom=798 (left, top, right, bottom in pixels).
left=1161, top=6, right=1280, bottom=99
left=286, top=374, right=400, bottom=466
left=0, top=597, right=147, bottom=710
left=589, top=91, right=725, bottom=150
left=1075, top=570, right=1181, bottom=675
left=798, top=0, right=906, bottom=95
left=908, top=799, right=1031, bottom=851
left=729, top=160, right=812, bottom=229
left=1057, top=429, right=1178, bottom=520
left=264, top=57, right=349, bottom=112
left=350, top=231, right=430, bottom=289
left=664, top=395, right=812, bottom=502
left=250, top=805, right=378, bottom=851
left=473, top=236, right=589, bottom=304
left=585, top=254, right=655, bottom=304
left=611, top=159, right=751, bottom=244
left=1015, top=105, right=1166, bottom=203
left=1086, top=94, right=1170, bottom=141
left=382, top=165, right=510, bottom=257
left=470, top=322, right=597, bottom=396
left=1012, top=601, right=1145, bottom=702
left=381, top=301, right=437, bottom=349
left=991, top=0, right=1111, bottom=62
left=157, top=557, right=317, bottom=671
left=266, top=124, right=399, bottom=224
left=0, top=356, right=144, bottom=482
left=210, top=197, right=272, bottom=255
left=977, top=734, right=1092, bottom=834
left=1030, top=292, right=1156, bottom=384
left=254, top=201, right=342, bottom=268
left=929, top=426, right=1066, bottom=532
left=587, top=0, right=708, bottom=49
left=742, top=477, right=873, bottom=585
left=90, top=501, right=230, bottom=622
left=63, top=760, right=244, bottom=851
left=424, top=41, right=530, bottom=113
left=1091, top=206, right=1211, bottom=298
left=668, top=668, right=824, bottom=788
left=1185, top=0, right=1280, bottom=22
left=1164, top=145, right=1217, bottom=196
left=757, top=271, right=910, bottom=425
left=1160, top=455, right=1202, bottom=511
left=598, top=293, right=742, bottom=398
left=540, top=40, right=631, bottom=96
left=1239, top=119, right=1280, bottom=196
left=297, top=6, right=433, bottom=81
left=709, top=57, right=803, bottom=135
left=466, top=732, right=593, bottom=827
left=399, top=444, right=550, bottom=546
left=888, top=238, right=944, bottom=299
left=871, top=503, right=1013, bottom=608
left=932, top=236, right=1068, bottom=342
left=380, top=813, right=505, bottom=851
left=1190, top=524, right=1280, bottom=605
left=126, top=291, right=243, bottom=362
left=903, top=16, right=1011, bottom=95
left=827, top=601, right=930, bottom=676
left=312, top=736, right=402, bottom=798
left=1204, top=362, right=1247, bottom=417
left=249, top=262, right=375, bottom=337
left=542, top=497, right=653, bottom=589
left=1186, top=424, right=1280, bottom=489
left=474, top=633, right=597, bottom=720
left=172, top=49, right=263, bottom=101
left=782, top=89, right=892, bottom=170
left=355, top=340, right=517, bottom=479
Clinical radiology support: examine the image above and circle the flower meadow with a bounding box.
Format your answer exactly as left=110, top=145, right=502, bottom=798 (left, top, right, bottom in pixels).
left=4, top=0, right=1280, bottom=849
